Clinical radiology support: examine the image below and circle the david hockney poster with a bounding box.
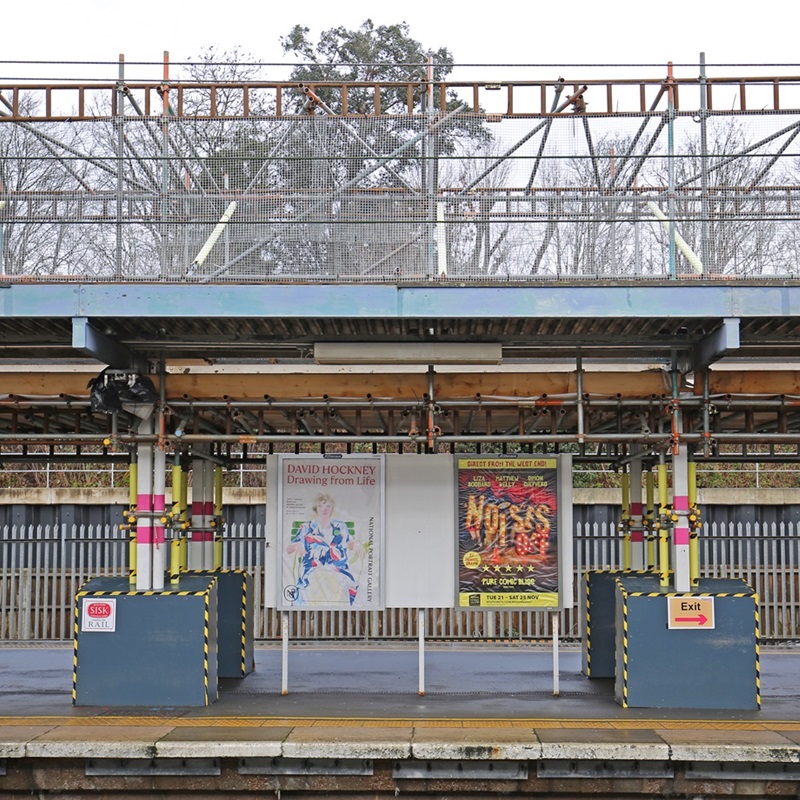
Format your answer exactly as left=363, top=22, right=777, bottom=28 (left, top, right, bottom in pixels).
left=279, top=455, right=383, bottom=610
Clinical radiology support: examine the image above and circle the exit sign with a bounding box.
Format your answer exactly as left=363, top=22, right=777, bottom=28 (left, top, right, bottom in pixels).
left=667, top=596, right=715, bottom=630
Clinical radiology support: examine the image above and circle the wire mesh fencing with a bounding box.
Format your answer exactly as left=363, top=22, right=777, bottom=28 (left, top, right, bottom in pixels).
left=2, top=109, right=800, bottom=282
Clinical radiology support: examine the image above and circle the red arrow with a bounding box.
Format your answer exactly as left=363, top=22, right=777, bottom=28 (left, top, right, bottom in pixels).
left=675, top=613, right=708, bottom=625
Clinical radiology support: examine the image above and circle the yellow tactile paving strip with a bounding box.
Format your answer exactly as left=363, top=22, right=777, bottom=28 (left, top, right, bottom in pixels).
left=1, top=715, right=798, bottom=731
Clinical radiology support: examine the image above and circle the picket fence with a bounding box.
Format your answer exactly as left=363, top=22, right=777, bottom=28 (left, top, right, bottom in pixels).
left=1, top=521, right=798, bottom=641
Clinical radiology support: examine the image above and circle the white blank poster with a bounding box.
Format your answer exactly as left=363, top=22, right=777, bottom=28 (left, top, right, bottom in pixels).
left=384, top=454, right=455, bottom=608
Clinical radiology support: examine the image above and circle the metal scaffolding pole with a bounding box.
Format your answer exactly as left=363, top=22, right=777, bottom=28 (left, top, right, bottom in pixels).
left=699, top=52, right=710, bottom=272
left=189, top=452, right=206, bottom=570
left=667, top=62, right=677, bottom=280
left=115, top=55, right=125, bottom=279
left=628, top=444, right=645, bottom=570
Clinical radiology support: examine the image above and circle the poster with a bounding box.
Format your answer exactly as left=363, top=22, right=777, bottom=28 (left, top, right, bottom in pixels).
left=457, top=457, right=560, bottom=608
left=278, top=454, right=384, bottom=610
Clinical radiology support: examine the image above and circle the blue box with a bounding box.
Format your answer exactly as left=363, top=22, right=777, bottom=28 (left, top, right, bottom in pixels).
left=74, top=576, right=218, bottom=707
left=614, top=576, right=759, bottom=709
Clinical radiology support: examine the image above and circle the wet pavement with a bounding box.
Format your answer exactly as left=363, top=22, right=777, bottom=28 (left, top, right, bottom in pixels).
left=2, top=641, right=798, bottom=722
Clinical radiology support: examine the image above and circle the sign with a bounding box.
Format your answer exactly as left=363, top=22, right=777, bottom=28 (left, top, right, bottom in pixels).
left=278, top=454, right=384, bottom=611
left=456, top=457, right=560, bottom=609
left=81, top=598, right=117, bottom=632
left=667, top=596, right=715, bottom=629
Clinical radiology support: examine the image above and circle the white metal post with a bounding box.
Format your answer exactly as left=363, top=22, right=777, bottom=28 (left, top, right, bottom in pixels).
left=281, top=613, right=289, bottom=695
left=672, top=444, right=692, bottom=592
left=418, top=608, right=426, bottom=696
left=151, top=443, right=166, bottom=591
left=135, top=417, right=154, bottom=591
left=552, top=611, right=560, bottom=696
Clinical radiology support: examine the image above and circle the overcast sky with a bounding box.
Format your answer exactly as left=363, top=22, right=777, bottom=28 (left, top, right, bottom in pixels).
left=2, top=0, right=796, bottom=84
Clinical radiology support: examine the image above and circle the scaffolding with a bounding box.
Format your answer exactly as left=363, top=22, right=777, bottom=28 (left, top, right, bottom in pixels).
left=2, top=63, right=800, bottom=282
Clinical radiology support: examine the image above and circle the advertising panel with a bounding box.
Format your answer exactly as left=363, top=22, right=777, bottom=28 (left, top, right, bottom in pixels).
left=457, top=456, right=561, bottom=609
left=278, top=454, right=384, bottom=610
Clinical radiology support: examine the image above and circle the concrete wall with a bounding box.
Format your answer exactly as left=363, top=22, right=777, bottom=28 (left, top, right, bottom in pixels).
left=1, top=487, right=798, bottom=528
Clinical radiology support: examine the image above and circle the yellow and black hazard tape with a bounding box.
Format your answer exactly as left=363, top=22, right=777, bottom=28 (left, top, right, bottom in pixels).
left=584, top=579, right=592, bottom=676
left=624, top=591, right=754, bottom=598
left=71, top=602, right=79, bottom=705
left=203, top=590, right=211, bottom=706
left=621, top=593, right=629, bottom=708
left=585, top=569, right=654, bottom=576
left=754, top=592, right=762, bottom=709
left=184, top=568, right=245, bottom=575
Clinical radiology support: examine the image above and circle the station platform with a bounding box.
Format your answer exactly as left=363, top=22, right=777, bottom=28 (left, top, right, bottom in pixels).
left=2, top=641, right=800, bottom=797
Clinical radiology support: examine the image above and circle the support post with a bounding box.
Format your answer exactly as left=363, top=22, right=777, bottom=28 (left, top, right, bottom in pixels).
left=214, top=464, right=223, bottom=569
left=702, top=368, right=712, bottom=458
left=203, top=454, right=215, bottom=569
left=418, top=608, right=426, bottom=696
left=169, top=539, right=181, bottom=585
left=152, top=442, right=166, bottom=591
left=699, top=52, right=710, bottom=271
left=688, top=457, right=700, bottom=587
left=115, top=54, right=124, bottom=279
left=424, top=54, right=437, bottom=280
left=645, top=468, right=656, bottom=569
left=180, top=459, right=189, bottom=527
left=171, top=454, right=182, bottom=524
left=281, top=613, right=289, bottom=695
left=552, top=612, right=560, bottom=696
left=628, top=445, right=645, bottom=569
left=667, top=61, right=677, bottom=279
left=128, top=450, right=138, bottom=585
left=657, top=454, right=670, bottom=588
left=672, top=444, right=691, bottom=592
left=189, top=454, right=205, bottom=570
left=620, top=468, right=631, bottom=569
left=135, top=417, right=154, bottom=591
left=159, top=50, right=170, bottom=279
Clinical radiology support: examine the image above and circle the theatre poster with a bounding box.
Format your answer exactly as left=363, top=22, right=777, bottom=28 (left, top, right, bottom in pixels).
left=456, top=456, right=560, bottom=609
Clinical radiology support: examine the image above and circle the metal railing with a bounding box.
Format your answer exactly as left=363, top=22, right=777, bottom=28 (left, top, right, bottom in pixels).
left=2, top=520, right=797, bottom=641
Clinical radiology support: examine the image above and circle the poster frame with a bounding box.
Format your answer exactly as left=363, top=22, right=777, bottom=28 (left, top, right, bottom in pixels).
left=276, top=452, right=386, bottom=612
left=453, top=454, right=573, bottom=611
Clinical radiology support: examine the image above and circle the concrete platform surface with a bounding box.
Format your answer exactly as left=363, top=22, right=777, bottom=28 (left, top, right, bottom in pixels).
left=1, top=642, right=799, bottom=764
